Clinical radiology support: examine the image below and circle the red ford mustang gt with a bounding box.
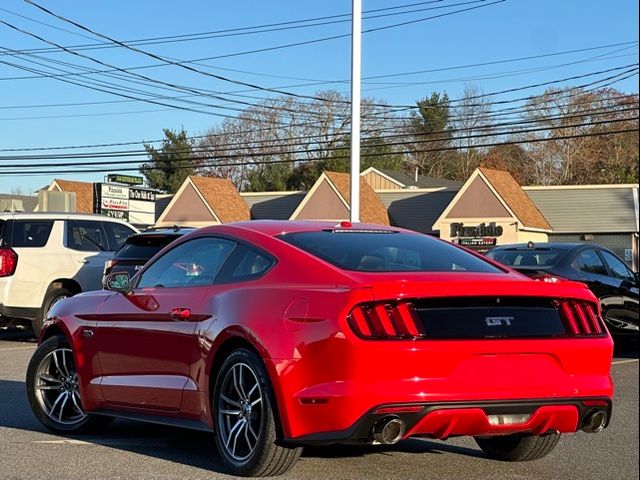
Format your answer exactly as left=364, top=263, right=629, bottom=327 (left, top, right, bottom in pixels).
left=27, top=221, right=613, bottom=476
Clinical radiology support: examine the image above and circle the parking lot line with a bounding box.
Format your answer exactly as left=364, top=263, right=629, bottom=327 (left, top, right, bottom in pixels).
left=611, top=359, right=639, bottom=365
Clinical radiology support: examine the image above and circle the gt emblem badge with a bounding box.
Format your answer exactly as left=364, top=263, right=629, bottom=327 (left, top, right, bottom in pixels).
left=485, top=316, right=514, bottom=327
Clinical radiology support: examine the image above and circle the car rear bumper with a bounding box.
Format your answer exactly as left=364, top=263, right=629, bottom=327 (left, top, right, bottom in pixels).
left=0, top=303, right=38, bottom=320
left=289, top=398, right=612, bottom=445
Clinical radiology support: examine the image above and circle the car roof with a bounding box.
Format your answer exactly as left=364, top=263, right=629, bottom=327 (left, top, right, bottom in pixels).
left=203, top=220, right=403, bottom=237
left=135, top=227, right=195, bottom=236
left=490, top=242, right=591, bottom=251
left=0, top=211, right=134, bottom=224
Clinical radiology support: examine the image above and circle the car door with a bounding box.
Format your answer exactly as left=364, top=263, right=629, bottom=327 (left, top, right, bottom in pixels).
left=597, top=249, right=640, bottom=333
left=66, top=219, right=114, bottom=292
left=572, top=248, right=614, bottom=298
left=94, top=236, right=237, bottom=411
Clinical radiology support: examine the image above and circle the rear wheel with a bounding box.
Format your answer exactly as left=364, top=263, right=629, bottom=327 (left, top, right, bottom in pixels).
left=26, top=335, right=113, bottom=433
left=475, top=433, right=561, bottom=461
left=212, top=349, right=301, bottom=477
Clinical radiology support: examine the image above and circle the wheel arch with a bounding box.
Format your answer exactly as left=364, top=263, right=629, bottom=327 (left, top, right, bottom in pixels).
left=206, top=327, right=290, bottom=439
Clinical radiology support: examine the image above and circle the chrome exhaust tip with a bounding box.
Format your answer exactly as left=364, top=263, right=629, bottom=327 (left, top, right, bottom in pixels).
left=372, top=417, right=406, bottom=445
left=581, top=410, right=608, bottom=433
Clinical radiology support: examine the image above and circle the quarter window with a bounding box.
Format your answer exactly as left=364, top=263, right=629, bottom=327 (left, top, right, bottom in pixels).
left=137, top=237, right=236, bottom=289
left=600, top=250, right=635, bottom=282
left=217, top=244, right=274, bottom=283
left=574, top=249, right=607, bottom=276
left=3, top=220, right=54, bottom=248
left=66, top=220, right=108, bottom=252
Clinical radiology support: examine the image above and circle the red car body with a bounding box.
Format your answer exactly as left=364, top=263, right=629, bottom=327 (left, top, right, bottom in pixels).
left=38, top=221, right=613, bottom=450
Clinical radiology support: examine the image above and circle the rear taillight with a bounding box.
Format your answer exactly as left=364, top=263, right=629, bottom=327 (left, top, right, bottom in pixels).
left=348, top=301, right=425, bottom=339
left=0, top=247, right=18, bottom=277
left=558, top=300, right=605, bottom=336
left=531, top=273, right=566, bottom=283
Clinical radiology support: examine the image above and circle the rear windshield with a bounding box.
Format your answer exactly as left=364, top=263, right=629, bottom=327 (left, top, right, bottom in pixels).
left=1, top=220, right=54, bottom=248
left=279, top=231, right=501, bottom=273
left=486, top=249, right=565, bottom=267
left=114, top=234, right=181, bottom=260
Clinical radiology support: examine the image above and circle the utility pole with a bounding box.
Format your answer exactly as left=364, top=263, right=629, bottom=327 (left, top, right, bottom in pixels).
left=349, top=0, right=362, bottom=223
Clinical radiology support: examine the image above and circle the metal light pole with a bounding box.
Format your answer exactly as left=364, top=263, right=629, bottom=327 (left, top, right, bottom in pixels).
left=349, top=0, right=362, bottom=223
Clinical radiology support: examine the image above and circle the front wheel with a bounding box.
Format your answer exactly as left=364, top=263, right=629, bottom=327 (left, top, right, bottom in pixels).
left=212, top=349, right=301, bottom=477
left=475, top=432, right=561, bottom=461
left=26, top=335, right=113, bottom=434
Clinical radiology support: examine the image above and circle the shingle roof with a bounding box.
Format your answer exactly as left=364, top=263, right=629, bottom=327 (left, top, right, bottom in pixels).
left=479, top=168, right=551, bottom=231
left=0, top=194, right=38, bottom=212
left=525, top=185, right=638, bottom=233
left=53, top=179, right=94, bottom=214
left=189, top=176, right=250, bottom=223
left=241, top=192, right=306, bottom=220
left=376, top=168, right=462, bottom=189
left=324, top=171, right=390, bottom=225
left=377, top=189, right=458, bottom=234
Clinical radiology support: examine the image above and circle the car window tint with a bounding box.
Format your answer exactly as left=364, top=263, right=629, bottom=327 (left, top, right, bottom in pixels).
left=486, top=249, right=563, bottom=267
left=280, top=231, right=501, bottom=273
left=5, top=220, right=54, bottom=248
left=115, top=234, right=181, bottom=260
left=137, top=237, right=236, bottom=289
left=66, top=220, right=108, bottom=252
left=218, top=244, right=274, bottom=283
left=574, top=249, right=608, bottom=275
left=103, top=222, right=136, bottom=251
left=600, top=250, right=635, bottom=282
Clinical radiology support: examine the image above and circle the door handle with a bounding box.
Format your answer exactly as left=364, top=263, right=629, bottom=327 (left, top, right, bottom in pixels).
left=78, top=259, right=89, bottom=264
left=170, top=308, right=192, bottom=321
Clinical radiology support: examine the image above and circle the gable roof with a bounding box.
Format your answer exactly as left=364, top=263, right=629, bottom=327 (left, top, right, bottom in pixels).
left=367, top=167, right=462, bottom=189
left=50, top=179, right=94, bottom=214
left=478, top=168, right=551, bottom=231
left=188, top=176, right=250, bottom=223
left=377, top=189, right=458, bottom=234
left=324, top=171, right=390, bottom=225
left=524, top=185, right=639, bottom=233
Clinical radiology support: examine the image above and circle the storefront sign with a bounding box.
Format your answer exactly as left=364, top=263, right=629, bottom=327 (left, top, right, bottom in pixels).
left=103, top=209, right=129, bottom=221
left=107, top=174, right=144, bottom=186
left=101, top=184, right=128, bottom=200
left=129, top=188, right=155, bottom=202
left=101, top=197, right=128, bottom=210
left=95, top=182, right=157, bottom=227
left=450, top=222, right=504, bottom=238
left=457, top=237, right=498, bottom=248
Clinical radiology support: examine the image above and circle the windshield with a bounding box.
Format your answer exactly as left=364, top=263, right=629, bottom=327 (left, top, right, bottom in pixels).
left=279, top=231, right=502, bottom=273
left=486, top=248, right=565, bottom=268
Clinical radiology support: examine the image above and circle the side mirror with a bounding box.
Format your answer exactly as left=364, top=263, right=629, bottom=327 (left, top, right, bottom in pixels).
left=103, top=272, right=131, bottom=293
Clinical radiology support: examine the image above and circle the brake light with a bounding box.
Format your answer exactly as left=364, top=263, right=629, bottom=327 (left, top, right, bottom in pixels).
left=348, top=301, right=425, bottom=339
left=0, top=247, right=18, bottom=277
left=531, top=273, right=566, bottom=283
left=558, top=300, right=605, bottom=336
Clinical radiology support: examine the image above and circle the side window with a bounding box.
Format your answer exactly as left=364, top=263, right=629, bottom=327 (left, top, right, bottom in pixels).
left=6, top=220, right=54, bottom=248
left=103, top=222, right=136, bottom=251
left=66, top=220, right=108, bottom=252
left=217, top=244, right=275, bottom=283
left=137, top=237, right=236, bottom=289
left=574, top=249, right=607, bottom=276
left=600, top=250, right=635, bottom=282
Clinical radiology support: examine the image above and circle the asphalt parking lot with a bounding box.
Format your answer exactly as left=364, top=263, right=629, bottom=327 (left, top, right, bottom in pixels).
left=0, top=328, right=637, bottom=480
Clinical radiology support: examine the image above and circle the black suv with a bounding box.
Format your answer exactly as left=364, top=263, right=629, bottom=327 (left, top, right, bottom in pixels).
left=103, top=227, right=194, bottom=281
left=486, top=242, right=639, bottom=340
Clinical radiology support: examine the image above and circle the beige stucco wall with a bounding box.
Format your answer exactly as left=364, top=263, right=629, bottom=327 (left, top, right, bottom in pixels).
left=156, top=183, right=219, bottom=227
left=294, top=179, right=349, bottom=220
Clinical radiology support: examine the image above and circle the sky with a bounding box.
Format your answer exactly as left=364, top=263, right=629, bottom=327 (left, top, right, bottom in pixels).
left=0, top=0, right=638, bottom=193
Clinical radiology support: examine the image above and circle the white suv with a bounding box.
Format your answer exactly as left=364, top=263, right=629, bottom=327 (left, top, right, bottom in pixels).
left=0, top=213, right=138, bottom=334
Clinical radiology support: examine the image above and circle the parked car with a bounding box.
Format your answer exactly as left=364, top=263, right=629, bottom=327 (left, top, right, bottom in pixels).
left=103, top=226, right=194, bottom=281
left=28, top=221, right=613, bottom=477
left=0, top=213, right=137, bottom=334
left=486, top=242, right=639, bottom=340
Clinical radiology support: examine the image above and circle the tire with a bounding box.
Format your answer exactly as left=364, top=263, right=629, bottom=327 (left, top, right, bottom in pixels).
left=32, top=287, right=73, bottom=336
left=26, top=335, right=113, bottom=434
left=212, top=349, right=302, bottom=477
left=475, top=432, right=561, bottom=462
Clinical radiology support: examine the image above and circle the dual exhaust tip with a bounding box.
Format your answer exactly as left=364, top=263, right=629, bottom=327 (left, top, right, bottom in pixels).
left=372, top=409, right=607, bottom=443
left=372, top=417, right=406, bottom=445
left=581, top=410, right=608, bottom=433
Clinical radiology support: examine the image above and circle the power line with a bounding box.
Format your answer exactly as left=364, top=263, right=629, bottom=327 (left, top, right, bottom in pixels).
left=23, top=0, right=506, bottom=108
left=1, top=116, right=636, bottom=167
left=0, top=127, right=635, bottom=176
